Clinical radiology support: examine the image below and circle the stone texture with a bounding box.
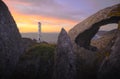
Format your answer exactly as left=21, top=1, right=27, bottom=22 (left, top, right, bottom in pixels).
left=98, top=30, right=120, bottom=79
left=74, top=30, right=118, bottom=79
left=97, top=21, right=120, bottom=79
left=91, top=29, right=117, bottom=50
left=68, top=4, right=120, bottom=50
left=0, top=1, right=23, bottom=78
left=75, top=47, right=98, bottom=79
left=53, top=28, right=76, bottom=79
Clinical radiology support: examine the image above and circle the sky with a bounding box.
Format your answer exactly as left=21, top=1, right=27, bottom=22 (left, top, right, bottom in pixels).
left=3, top=0, right=120, bottom=33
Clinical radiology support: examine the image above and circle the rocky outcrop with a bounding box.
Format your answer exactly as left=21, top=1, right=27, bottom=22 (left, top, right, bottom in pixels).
left=67, top=4, right=120, bottom=78
left=0, top=0, right=23, bottom=78
left=73, top=30, right=118, bottom=79
left=68, top=4, right=120, bottom=51
left=75, top=47, right=99, bottom=79
left=53, top=28, right=76, bottom=79
left=91, top=29, right=117, bottom=50
left=98, top=26, right=120, bottom=78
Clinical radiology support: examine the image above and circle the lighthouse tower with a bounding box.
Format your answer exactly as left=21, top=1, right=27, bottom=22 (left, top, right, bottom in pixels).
left=38, top=22, right=41, bottom=43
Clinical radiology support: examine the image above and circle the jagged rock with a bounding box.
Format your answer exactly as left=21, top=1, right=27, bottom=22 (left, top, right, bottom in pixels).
left=68, top=4, right=120, bottom=51
left=98, top=24, right=120, bottom=79
left=0, top=1, right=23, bottom=78
left=53, top=28, right=76, bottom=79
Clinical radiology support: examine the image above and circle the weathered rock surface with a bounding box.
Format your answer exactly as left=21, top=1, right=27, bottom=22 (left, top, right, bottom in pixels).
left=53, top=28, right=76, bottom=79
left=91, top=29, right=117, bottom=50
left=0, top=0, right=23, bottom=78
left=75, top=47, right=98, bottom=79
left=68, top=4, right=120, bottom=50
left=73, top=30, right=118, bottom=79
left=98, top=26, right=120, bottom=78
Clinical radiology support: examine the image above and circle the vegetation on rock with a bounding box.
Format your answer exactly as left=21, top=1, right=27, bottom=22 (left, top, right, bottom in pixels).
left=12, top=43, right=56, bottom=79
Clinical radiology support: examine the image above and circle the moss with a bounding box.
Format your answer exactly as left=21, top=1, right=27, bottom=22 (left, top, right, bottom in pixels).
left=21, top=43, right=56, bottom=61
left=13, top=43, right=56, bottom=79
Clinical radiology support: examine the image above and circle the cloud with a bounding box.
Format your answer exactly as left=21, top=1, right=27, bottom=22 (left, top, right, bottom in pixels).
left=4, top=0, right=120, bottom=22
left=4, top=0, right=85, bottom=22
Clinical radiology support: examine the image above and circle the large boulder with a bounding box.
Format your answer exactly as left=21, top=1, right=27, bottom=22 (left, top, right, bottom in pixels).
left=68, top=4, right=120, bottom=51
left=75, top=29, right=118, bottom=79
left=53, top=28, right=76, bottom=79
left=98, top=23, right=120, bottom=79
left=0, top=0, right=23, bottom=78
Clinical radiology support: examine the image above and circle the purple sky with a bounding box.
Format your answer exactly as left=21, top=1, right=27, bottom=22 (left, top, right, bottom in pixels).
left=3, top=0, right=120, bottom=32
left=5, top=0, right=120, bottom=21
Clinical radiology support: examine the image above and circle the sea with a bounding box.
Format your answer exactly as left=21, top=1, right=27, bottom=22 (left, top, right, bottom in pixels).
left=21, top=31, right=105, bottom=43
left=21, top=32, right=59, bottom=43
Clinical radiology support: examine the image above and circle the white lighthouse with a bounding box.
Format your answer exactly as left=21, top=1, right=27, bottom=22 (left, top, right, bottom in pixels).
left=38, top=22, right=41, bottom=43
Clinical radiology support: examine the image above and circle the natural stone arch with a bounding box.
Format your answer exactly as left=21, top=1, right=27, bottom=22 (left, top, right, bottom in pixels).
left=68, top=4, right=120, bottom=51
left=75, top=17, right=119, bottom=50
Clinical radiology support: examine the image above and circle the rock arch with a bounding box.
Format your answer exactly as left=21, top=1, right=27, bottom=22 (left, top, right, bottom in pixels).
left=68, top=4, right=120, bottom=51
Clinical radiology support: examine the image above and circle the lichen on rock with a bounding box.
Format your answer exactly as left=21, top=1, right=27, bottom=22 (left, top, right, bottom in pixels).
left=53, top=28, right=76, bottom=79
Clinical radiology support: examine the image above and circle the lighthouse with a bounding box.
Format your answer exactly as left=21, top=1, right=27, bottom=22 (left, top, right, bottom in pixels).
left=38, top=22, right=41, bottom=43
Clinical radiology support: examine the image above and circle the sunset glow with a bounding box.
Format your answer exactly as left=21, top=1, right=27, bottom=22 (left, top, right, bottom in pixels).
left=3, top=0, right=120, bottom=33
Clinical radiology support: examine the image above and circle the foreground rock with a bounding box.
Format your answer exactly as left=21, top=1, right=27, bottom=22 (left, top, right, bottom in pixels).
left=98, top=27, right=120, bottom=79
left=68, top=4, right=120, bottom=50
left=75, top=47, right=98, bottom=79
left=75, top=30, right=118, bottom=79
left=53, top=28, right=76, bottom=79
left=0, top=0, right=23, bottom=78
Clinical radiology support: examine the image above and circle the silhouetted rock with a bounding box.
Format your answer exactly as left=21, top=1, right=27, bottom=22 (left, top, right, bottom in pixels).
left=0, top=1, right=23, bottom=79
left=53, top=28, right=76, bottom=79
left=98, top=29, right=120, bottom=79
left=75, top=46, right=99, bottom=79
left=68, top=4, right=120, bottom=51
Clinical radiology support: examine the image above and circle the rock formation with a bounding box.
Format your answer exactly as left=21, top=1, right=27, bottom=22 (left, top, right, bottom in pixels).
left=91, top=29, right=117, bottom=50
left=68, top=3, right=120, bottom=79
left=68, top=4, right=120, bottom=51
left=0, top=0, right=23, bottom=78
left=53, top=28, right=76, bottom=79
left=74, top=30, right=118, bottom=79
left=98, top=23, right=120, bottom=79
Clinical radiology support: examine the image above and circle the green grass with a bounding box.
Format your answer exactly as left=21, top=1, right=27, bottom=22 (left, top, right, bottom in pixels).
left=13, top=43, right=56, bottom=79
left=21, top=43, right=56, bottom=60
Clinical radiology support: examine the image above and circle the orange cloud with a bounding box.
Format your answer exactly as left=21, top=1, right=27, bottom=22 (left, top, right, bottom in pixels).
left=9, top=10, right=77, bottom=33
left=4, top=0, right=78, bottom=33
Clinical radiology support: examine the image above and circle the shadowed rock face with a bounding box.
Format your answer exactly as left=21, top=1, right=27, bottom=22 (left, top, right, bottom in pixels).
left=98, top=24, right=120, bottom=79
left=68, top=4, right=120, bottom=51
left=54, top=28, right=76, bottom=79
left=0, top=1, right=23, bottom=78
